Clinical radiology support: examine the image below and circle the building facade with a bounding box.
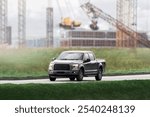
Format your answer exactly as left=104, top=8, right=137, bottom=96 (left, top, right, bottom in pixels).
left=61, top=30, right=116, bottom=48
left=60, top=30, right=149, bottom=48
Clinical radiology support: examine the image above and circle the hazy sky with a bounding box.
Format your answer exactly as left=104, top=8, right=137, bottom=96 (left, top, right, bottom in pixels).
left=8, top=0, right=150, bottom=39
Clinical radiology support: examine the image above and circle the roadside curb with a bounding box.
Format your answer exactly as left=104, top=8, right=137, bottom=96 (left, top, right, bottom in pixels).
left=0, top=73, right=150, bottom=81
left=0, top=76, right=48, bottom=81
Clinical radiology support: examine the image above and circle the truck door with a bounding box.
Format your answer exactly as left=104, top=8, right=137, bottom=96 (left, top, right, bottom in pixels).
left=83, top=53, right=91, bottom=75
left=88, top=53, right=98, bottom=74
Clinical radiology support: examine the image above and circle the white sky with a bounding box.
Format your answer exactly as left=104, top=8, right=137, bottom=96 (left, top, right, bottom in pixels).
left=8, top=0, right=150, bottom=39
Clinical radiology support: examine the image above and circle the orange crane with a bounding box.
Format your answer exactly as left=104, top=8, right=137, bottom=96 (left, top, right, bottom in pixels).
left=81, top=2, right=150, bottom=48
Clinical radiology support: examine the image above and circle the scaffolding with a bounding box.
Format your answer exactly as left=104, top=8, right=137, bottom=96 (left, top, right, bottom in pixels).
left=18, top=0, right=26, bottom=47
left=0, top=0, right=7, bottom=44
left=47, top=8, right=53, bottom=47
left=116, top=0, right=137, bottom=47
left=46, top=0, right=53, bottom=47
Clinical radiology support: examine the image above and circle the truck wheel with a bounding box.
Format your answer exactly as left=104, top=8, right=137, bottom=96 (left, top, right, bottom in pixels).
left=69, top=77, right=76, bottom=81
left=95, top=68, right=102, bottom=81
left=49, top=76, right=56, bottom=81
left=76, top=69, right=83, bottom=81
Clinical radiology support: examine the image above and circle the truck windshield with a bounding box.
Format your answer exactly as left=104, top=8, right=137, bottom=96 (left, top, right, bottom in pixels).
left=57, top=52, right=83, bottom=60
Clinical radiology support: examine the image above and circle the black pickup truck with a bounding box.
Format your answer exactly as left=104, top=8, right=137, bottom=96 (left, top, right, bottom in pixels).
left=48, top=51, right=106, bottom=81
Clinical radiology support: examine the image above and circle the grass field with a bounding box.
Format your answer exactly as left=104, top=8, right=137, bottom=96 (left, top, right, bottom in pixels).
left=0, top=80, right=150, bottom=100
left=0, top=48, right=150, bottom=79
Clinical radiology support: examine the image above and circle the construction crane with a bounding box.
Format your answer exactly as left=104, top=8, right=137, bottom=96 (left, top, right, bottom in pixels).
left=57, top=0, right=81, bottom=30
left=79, top=0, right=98, bottom=30
left=81, top=2, right=150, bottom=48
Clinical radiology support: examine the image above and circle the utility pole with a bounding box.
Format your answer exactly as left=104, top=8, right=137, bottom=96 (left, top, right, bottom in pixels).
left=0, top=0, right=7, bottom=44
left=47, top=0, right=53, bottom=47
left=18, top=0, right=26, bottom=48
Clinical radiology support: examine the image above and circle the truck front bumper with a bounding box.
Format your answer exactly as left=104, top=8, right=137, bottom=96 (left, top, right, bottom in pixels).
left=48, top=70, right=79, bottom=77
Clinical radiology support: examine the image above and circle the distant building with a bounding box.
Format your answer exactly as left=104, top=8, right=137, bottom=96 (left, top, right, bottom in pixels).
left=24, top=30, right=149, bottom=48
left=6, top=26, right=12, bottom=45
left=26, top=38, right=47, bottom=48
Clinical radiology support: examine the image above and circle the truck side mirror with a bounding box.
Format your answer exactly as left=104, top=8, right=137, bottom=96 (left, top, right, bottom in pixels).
left=84, top=58, right=90, bottom=63
left=52, top=58, right=56, bottom=61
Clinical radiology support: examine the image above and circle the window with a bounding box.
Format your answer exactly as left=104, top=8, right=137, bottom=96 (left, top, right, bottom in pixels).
left=89, top=53, right=95, bottom=61
left=84, top=53, right=89, bottom=61
left=58, top=52, right=84, bottom=60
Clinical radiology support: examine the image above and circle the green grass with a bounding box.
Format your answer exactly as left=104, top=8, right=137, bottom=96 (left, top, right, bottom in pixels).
left=0, top=80, right=150, bottom=100
left=0, top=48, right=150, bottom=79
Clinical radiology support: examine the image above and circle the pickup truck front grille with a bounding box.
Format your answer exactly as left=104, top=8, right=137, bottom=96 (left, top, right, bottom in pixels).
left=54, top=64, right=70, bottom=70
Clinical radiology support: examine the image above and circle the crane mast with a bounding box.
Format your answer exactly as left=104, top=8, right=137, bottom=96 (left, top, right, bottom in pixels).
left=47, top=0, right=53, bottom=47
left=0, top=0, right=7, bottom=44
left=81, top=2, right=150, bottom=48
left=18, top=0, right=26, bottom=47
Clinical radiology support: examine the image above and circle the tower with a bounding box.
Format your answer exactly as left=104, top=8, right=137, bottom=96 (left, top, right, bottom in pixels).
left=18, top=0, right=26, bottom=47
left=0, top=0, right=7, bottom=44
left=116, top=0, right=137, bottom=47
left=47, top=0, right=53, bottom=47
left=47, top=8, right=53, bottom=47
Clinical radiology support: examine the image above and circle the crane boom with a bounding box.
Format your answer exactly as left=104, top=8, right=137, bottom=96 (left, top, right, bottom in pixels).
left=81, top=2, right=150, bottom=48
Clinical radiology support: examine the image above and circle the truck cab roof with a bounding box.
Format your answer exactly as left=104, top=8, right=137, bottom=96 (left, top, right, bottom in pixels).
left=62, top=50, right=93, bottom=53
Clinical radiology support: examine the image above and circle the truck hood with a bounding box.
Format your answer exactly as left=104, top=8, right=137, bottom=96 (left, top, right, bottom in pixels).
left=52, top=60, right=83, bottom=64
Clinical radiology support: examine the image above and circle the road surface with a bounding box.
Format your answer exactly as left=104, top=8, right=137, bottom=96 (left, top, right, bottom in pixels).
left=0, top=74, right=150, bottom=84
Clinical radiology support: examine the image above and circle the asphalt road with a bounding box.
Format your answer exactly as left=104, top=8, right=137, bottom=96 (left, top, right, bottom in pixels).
left=0, top=74, right=150, bottom=84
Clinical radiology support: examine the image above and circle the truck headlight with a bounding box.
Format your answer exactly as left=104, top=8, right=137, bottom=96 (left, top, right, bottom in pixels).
left=71, top=64, right=79, bottom=70
left=49, top=63, right=54, bottom=70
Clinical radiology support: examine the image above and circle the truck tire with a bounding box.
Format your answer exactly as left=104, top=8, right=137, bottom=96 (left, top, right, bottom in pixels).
left=76, top=69, right=83, bottom=81
left=69, top=77, right=76, bottom=81
left=95, top=68, right=102, bottom=81
left=49, top=75, right=56, bottom=81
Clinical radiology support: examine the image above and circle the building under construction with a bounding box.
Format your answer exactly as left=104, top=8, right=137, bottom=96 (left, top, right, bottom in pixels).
left=61, top=30, right=149, bottom=48
left=60, top=0, right=150, bottom=48
left=80, top=1, right=150, bottom=48
left=1, top=0, right=150, bottom=48
left=61, top=30, right=116, bottom=47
